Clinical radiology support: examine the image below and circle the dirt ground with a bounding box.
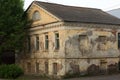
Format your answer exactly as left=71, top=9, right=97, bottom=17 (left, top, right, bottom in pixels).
left=1, top=74, right=119, bottom=80
left=64, top=74, right=120, bottom=80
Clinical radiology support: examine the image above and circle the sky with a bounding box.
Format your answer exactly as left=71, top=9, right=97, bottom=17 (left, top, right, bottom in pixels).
left=24, top=0, right=120, bottom=11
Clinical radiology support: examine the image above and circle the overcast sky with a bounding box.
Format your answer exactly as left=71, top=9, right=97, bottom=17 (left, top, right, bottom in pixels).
left=24, top=0, right=120, bottom=11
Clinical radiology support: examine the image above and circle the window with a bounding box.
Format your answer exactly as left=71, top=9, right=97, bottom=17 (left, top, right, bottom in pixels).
left=53, top=63, right=58, bottom=75
left=118, top=33, right=120, bottom=49
left=55, top=32, right=60, bottom=50
left=45, top=34, right=49, bottom=50
left=27, top=37, right=31, bottom=52
left=35, top=36, right=39, bottom=51
left=79, top=35, right=89, bottom=53
left=45, top=62, right=48, bottom=74
left=100, top=60, right=107, bottom=74
left=27, top=62, right=31, bottom=73
left=97, top=36, right=107, bottom=51
left=32, top=11, right=40, bottom=21
left=98, top=36, right=106, bottom=42
left=36, top=62, right=39, bottom=73
left=79, top=35, right=88, bottom=46
left=79, top=35, right=87, bottom=40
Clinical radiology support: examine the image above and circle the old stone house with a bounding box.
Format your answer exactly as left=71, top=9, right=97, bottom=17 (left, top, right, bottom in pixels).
left=18, top=1, right=120, bottom=76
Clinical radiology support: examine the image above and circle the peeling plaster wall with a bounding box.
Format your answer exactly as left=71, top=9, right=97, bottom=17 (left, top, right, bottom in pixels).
left=64, top=25, right=120, bottom=75
left=19, top=23, right=120, bottom=76
left=65, top=58, right=119, bottom=75
left=19, top=26, right=67, bottom=76
left=20, top=59, right=65, bottom=75
left=65, top=28, right=120, bottom=58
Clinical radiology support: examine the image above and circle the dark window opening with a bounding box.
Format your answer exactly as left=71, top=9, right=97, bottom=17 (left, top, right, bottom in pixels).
left=45, top=34, right=49, bottom=50
left=36, top=62, right=39, bottom=73
left=53, top=63, right=58, bottom=75
left=118, top=33, right=120, bottom=49
left=27, top=62, right=31, bottom=73
left=45, top=62, right=48, bottom=74
left=98, top=36, right=106, bottom=42
left=55, top=33, right=60, bottom=50
left=79, top=35, right=87, bottom=40
left=27, top=37, right=31, bottom=52
left=36, top=36, right=39, bottom=51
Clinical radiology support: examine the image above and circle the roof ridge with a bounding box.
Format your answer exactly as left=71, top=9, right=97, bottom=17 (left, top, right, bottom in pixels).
left=34, top=1, right=101, bottom=11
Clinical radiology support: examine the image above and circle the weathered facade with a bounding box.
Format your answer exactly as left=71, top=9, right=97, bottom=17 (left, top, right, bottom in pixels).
left=18, top=1, right=120, bottom=76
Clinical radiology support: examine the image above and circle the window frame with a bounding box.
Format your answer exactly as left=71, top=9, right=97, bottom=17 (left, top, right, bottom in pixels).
left=79, top=35, right=87, bottom=40
left=27, top=36, right=31, bottom=52
left=32, top=11, right=40, bottom=21
left=118, top=33, right=120, bottom=49
left=35, top=35, right=40, bottom=51
left=45, top=34, right=49, bottom=50
left=98, top=36, right=107, bottom=42
left=55, top=32, right=60, bottom=50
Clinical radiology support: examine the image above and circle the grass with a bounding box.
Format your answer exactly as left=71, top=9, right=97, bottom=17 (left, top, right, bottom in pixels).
left=14, top=75, right=51, bottom=80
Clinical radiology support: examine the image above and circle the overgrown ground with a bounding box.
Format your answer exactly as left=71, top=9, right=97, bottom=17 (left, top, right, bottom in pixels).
left=1, top=74, right=120, bottom=80
left=16, top=75, right=51, bottom=80
left=15, top=75, right=60, bottom=80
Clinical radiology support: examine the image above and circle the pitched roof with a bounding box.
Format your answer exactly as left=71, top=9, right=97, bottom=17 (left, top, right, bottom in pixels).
left=33, top=1, right=120, bottom=25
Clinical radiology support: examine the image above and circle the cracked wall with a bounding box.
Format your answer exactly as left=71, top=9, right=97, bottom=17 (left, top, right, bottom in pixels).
left=65, top=28, right=120, bottom=58
left=64, top=27, right=120, bottom=75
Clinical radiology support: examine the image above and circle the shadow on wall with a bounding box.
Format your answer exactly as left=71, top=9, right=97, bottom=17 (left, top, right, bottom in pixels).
left=108, top=63, right=119, bottom=74
left=87, top=64, right=100, bottom=75
left=68, top=63, right=120, bottom=76
left=87, top=63, right=119, bottom=75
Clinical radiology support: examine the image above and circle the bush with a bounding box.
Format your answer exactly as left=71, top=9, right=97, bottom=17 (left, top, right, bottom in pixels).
left=0, top=64, right=23, bottom=79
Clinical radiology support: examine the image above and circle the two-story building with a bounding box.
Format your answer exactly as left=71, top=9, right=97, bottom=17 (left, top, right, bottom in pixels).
left=18, top=1, right=120, bottom=76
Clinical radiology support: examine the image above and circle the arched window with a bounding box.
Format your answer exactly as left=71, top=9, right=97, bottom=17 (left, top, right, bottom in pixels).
left=32, top=11, right=40, bottom=21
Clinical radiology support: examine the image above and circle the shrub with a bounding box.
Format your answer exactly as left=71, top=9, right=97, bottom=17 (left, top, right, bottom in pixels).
left=0, top=64, right=23, bottom=79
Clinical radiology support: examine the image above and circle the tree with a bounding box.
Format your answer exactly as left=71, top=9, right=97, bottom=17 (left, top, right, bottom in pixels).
left=0, top=0, right=27, bottom=55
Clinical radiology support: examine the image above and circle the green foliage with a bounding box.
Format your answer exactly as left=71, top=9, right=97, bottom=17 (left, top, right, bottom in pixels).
left=0, top=64, right=24, bottom=79
left=0, top=0, right=27, bottom=53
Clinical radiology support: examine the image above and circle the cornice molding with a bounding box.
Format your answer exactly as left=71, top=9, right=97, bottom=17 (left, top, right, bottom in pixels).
left=64, top=22, right=120, bottom=29
left=28, top=22, right=120, bottom=35
left=20, top=57, right=119, bottom=60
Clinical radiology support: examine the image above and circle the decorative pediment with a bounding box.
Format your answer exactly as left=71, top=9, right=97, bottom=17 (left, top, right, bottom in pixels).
left=26, top=3, right=61, bottom=27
